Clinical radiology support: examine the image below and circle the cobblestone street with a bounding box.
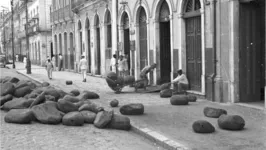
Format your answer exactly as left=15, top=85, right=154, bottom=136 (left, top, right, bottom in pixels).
left=0, top=67, right=164, bottom=150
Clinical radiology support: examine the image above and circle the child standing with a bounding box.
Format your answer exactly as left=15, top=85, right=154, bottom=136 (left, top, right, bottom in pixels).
left=46, top=59, right=54, bottom=80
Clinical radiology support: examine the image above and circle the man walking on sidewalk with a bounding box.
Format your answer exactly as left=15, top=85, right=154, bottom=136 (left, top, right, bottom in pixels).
left=79, top=55, right=88, bottom=82
left=45, top=59, right=54, bottom=80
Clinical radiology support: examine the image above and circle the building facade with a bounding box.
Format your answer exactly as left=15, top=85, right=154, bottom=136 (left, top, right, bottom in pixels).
left=50, top=0, right=75, bottom=70
left=50, top=0, right=265, bottom=108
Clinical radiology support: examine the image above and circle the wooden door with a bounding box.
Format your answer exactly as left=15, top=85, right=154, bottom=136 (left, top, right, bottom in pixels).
left=96, top=27, right=101, bottom=75
left=139, top=8, right=147, bottom=70
left=160, top=21, right=171, bottom=84
left=186, top=16, right=202, bottom=91
left=69, top=33, right=74, bottom=70
left=239, top=3, right=264, bottom=102
left=64, top=33, right=68, bottom=69
left=87, top=29, right=91, bottom=73
left=124, top=29, right=130, bottom=70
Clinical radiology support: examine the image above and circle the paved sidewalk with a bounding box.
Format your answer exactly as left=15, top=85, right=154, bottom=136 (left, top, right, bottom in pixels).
left=9, top=62, right=266, bottom=150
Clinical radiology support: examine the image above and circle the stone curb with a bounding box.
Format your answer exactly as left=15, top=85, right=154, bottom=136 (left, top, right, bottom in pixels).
left=15, top=69, right=190, bottom=150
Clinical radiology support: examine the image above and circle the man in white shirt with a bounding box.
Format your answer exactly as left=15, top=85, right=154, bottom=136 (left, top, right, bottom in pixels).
left=110, top=54, right=117, bottom=73
left=79, top=55, right=88, bottom=82
left=171, top=69, right=189, bottom=93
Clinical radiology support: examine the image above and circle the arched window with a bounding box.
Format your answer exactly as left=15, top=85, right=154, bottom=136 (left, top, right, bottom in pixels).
left=184, top=0, right=201, bottom=17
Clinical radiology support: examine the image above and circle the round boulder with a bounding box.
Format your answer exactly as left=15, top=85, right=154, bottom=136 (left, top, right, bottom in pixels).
left=120, top=103, right=144, bottom=115
left=28, top=92, right=39, bottom=99
left=8, top=77, right=20, bottom=83
left=218, top=114, right=245, bottom=130
left=62, top=112, right=84, bottom=126
left=106, top=72, right=117, bottom=81
left=192, top=120, right=215, bottom=133
left=4, top=109, right=34, bottom=124
left=110, top=99, right=119, bottom=107
left=44, top=89, right=61, bottom=101
left=79, top=91, right=99, bottom=100
left=109, top=114, right=131, bottom=131
left=160, top=89, right=173, bottom=98
left=170, top=95, right=189, bottom=105
left=204, top=107, right=227, bottom=118
left=94, top=110, right=113, bottom=128
left=63, top=95, right=80, bottom=103
left=0, top=82, right=15, bottom=96
left=32, top=102, right=64, bottom=124
left=41, top=82, right=50, bottom=87
left=66, top=80, right=73, bottom=85
left=57, top=99, right=78, bottom=113
left=80, top=110, right=96, bottom=124
left=187, top=95, right=197, bottom=102
left=0, top=94, right=13, bottom=106
left=1, top=98, right=34, bottom=111
left=14, top=86, right=32, bottom=97
left=160, top=83, right=171, bottom=91
left=70, top=89, right=80, bottom=96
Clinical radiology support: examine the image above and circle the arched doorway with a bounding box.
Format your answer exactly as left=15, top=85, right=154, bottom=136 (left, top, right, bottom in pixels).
left=85, top=18, right=91, bottom=73
left=122, top=12, right=131, bottom=73
left=95, top=15, right=101, bottom=75
left=64, top=32, right=68, bottom=69
left=138, top=7, right=147, bottom=70
left=184, top=0, right=202, bottom=91
left=105, top=10, right=112, bottom=72
left=78, top=20, right=83, bottom=58
left=159, top=0, right=171, bottom=84
left=69, top=32, right=74, bottom=70
left=54, top=35, right=58, bottom=67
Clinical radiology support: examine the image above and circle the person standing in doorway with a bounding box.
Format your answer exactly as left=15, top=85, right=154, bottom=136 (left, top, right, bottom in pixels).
left=58, top=53, right=63, bottom=71
left=79, top=55, right=88, bottom=82
left=123, top=54, right=129, bottom=76
left=46, top=59, right=54, bottom=80
left=110, top=54, right=117, bottom=73
left=15, top=54, right=19, bottom=62
left=118, top=55, right=124, bottom=77
left=51, top=56, right=55, bottom=70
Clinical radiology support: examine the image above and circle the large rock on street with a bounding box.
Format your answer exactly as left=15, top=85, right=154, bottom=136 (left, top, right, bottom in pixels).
left=15, top=80, right=30, bottom=89
left=32, top=102, right=64, bottom=124
left=1, top=98, right=34, bottom=111
left=7, top=77, right=20, bottom=83
left=41, top=82, right=50, bottom=87
left=57, top=99, right=78, bottom=113
left=106, top=72, right=117, bottom=81
left=28, top=92, right=39, bottom=99
left=70, top=89, right=80, bottom=96
left=80, top=111, right=96, bottom=124
left=4, top=109, right=34, bottom=124
left=66, top=80, right=73, bottom=85
left=204, top=107, right=227, bottom=118
left=78, top=103, right=104, bottom=113
left=45, top=95, right=55, bottom=102
left=218, top=115, right=245, bottom=130
left=30, top=92, right=46, bottom=108
left=44, top=89, right=61, bottom=101
left=63, top=95, right=80, bottom=103
left=0, top=82, right=15, bottom=96
left=14, top=86, right=32, bottom=97
left=192, top=120, right=215, bottom=133
left=160, top=83, right=171, bottom=91
left=160, top=89, right=172, bottom=98
left=187, top=95, right=197, bottom=102
left=123, top=76, right=135, bottom=85
left=120, top=103, right=144, bottom=115
left=57, top=89, right=68, bottom=99
left=94, top=110, right=113, bottom=128
left=110, top=99, right=119, bottom=107
left=0, top=94, right=13, bottom=106
left=62, top=112, right=84, bottom=126
left=170, top=95, right=189, bottom=105
left=79, top=91, right=100, bottom=100
left=109, top=114, right=131, bottom=131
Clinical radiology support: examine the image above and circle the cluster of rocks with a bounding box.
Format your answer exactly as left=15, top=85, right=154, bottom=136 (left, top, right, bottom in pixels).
left=192, top=107, right=245, bottom=134
left=0, top=76, right=132, bottom=131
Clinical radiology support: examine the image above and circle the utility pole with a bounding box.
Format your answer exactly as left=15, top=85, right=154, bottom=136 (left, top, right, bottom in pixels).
left=2, top=10, right=6, bottom=58
left=11, top=0, right=15, bottom=68
left=25, top=0, right=31, bottom=74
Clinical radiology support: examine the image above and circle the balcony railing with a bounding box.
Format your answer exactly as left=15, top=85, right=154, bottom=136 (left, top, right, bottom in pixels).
left=71, top=0, right=87, bottom=9
left=28, top=24, right=39, bottom=35
left=51, top=5, right=73, bottom=24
